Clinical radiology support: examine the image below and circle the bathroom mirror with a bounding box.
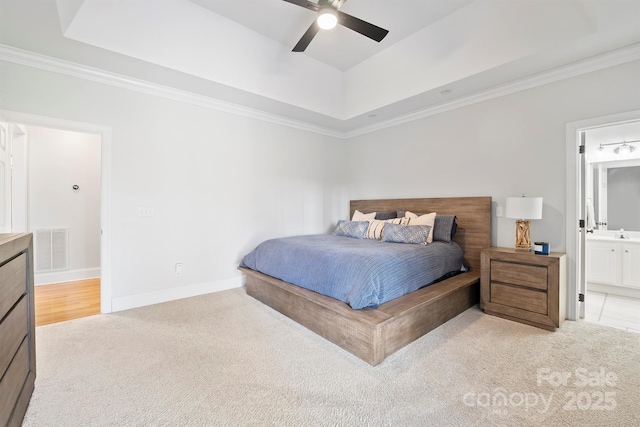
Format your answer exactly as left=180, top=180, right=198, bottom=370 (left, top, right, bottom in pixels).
left=585, top=120, right=640, bottom=232
left=591, top=162, right=640, bottom=231
left=608, top=165, right=640, bottom=230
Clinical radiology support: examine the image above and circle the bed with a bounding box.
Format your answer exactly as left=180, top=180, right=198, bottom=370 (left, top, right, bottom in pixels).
left=239, top=197, right=492, bottom=365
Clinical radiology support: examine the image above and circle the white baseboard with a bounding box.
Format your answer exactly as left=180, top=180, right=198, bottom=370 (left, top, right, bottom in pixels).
left=111, top=276, right=245, bottom=312
left=588, top=282, right=640, bottom=299
left=35, top=268, right=101, bottom=286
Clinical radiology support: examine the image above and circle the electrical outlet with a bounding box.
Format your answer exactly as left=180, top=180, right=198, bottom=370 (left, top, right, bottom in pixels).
left=175, top=263, right=183, bottom=276
left=138, top=207, right=155, bottom=217
left=496, top=206, right=504, bottom=217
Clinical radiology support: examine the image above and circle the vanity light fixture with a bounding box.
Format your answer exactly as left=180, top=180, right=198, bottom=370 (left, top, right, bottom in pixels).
left=595, top=139, right=638, bottom=155
left=613, top=141, right=636, bottom=155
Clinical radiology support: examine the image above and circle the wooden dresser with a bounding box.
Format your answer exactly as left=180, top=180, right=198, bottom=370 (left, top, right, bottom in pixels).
left=480, top=247, right=566, bottom=331
left=0, top=233, right=35, bottom=427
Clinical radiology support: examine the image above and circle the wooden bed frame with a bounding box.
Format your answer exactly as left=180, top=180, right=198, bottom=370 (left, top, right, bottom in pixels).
left=240, top=197, right=492, bottom=365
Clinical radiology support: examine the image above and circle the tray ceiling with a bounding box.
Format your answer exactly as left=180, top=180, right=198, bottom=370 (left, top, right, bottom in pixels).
left=1, top=0, right=639, bottom=133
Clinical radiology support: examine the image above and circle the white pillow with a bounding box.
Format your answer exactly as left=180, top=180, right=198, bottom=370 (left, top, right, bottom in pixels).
left=404, top=211, right=436, bottom=243
left=352, top=210, right=376, bottom=221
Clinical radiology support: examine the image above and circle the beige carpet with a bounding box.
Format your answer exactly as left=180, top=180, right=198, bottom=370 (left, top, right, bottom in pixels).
left=24, top=288, right=640, bottom=426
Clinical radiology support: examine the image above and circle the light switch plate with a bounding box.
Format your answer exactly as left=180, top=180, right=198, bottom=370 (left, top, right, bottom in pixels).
left=138, top=207, right=155, bottom=217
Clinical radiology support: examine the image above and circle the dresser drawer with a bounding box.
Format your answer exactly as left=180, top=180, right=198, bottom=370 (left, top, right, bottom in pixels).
left=0, top=234, right=35, bottom=427
left=0, top=336, right=29, bottom=427
left=490, top=282, right=548, bottom=315
left=0, top=296, right=28, bottom=380
left=0, top=253, right=27, bottom=321
left=491, top=260, right=548, bottom=290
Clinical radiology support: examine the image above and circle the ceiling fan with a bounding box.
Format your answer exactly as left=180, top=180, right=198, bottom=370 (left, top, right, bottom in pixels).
left=283, top=0, right=389, bottom=52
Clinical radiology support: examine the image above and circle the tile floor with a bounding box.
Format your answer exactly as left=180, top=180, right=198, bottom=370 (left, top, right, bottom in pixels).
left=584, top=290, right=640, bottom=333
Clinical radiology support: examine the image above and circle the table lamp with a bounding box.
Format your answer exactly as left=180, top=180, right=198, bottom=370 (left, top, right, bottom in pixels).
left=505, top=196, right=543, bottom=250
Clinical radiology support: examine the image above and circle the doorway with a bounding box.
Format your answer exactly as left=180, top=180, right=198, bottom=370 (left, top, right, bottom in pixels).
left=566, top=110, right=640, bottom=333
left=0, top=110, right=113, bottom=314
left=582, top=121, right=640, bottom=333
left=26, top=125, right=102, bottom=324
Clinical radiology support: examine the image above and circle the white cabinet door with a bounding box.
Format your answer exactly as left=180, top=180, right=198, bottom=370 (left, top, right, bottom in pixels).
left=622, top=244, right=640, bottom=288
left=586, top=242, right=618, bottom=285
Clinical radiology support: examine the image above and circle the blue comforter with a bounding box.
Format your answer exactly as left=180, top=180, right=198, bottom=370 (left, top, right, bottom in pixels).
left=239, top=234, right=464, bottom=309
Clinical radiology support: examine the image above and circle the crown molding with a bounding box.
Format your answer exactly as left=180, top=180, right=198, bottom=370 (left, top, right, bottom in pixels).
left=1, top=43, right=639, bottom=140
left=345, top=43, right=640, bottom=138
left=0, top=44, right=345, bottom=139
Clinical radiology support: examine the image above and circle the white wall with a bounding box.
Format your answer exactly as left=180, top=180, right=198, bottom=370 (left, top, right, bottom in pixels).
left=1, top=56, right=638, bottom=312
left=345, top=60, right=640, bottom=252
left=0, top=59, right=346, bottom=310
left=26, top=125, right=101, bottom=284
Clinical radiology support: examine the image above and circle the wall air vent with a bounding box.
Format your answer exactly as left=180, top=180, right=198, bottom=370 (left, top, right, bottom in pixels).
left=35, top=228, right=68, bottom=272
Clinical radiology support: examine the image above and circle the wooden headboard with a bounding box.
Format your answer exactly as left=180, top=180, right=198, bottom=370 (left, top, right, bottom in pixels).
left=350, top=197, right=492, bottom=273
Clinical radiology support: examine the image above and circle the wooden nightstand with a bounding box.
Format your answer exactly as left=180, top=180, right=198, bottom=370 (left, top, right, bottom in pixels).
left=480, top=247, right=566, bottom=331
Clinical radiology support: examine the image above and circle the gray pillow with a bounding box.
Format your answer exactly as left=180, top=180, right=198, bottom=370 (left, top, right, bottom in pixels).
left=434, top=215, right=457, bottom=243
left=381, top=223, right=432, bottom=245
left=374, top=211, right=398, bottom=220
left=361, top=210, right=397, bottom=220
left=333, top=220, right=368, bottom=239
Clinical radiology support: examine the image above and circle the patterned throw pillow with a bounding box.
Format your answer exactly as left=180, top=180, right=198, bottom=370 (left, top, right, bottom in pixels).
left=397, top=211, right=457, bottom=242
left=333, top=220, right=369, bottom=239
left=381, top=223, right=432, bottom=245
left=404, top=211, right=436, bottom=243
left=365, top=217, right=409, bottom=240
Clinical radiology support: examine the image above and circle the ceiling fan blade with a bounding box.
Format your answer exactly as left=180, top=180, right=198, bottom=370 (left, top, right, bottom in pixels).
left=282, top=0, right=320, bottom=12
left=293, top=21, right=321, bottom=52
left=338, top=11, right=389, bottom=42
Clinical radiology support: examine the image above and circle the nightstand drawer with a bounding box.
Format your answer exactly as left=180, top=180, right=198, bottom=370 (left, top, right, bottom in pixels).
left=490, top=282, right=547, bottom=315
left=481, top=247, right=566, bottom=331
left=491, top=260, right=547, bottom=290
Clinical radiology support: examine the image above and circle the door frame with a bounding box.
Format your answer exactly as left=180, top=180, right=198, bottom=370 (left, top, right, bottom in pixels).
left=0, top=122, right=10, bottom=233
left=565, top=109, right=640, bottom=321
left=0, top=109, right=113, bottom=314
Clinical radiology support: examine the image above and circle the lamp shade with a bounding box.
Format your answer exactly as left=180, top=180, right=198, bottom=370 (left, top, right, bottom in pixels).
left=505, top=197, right=543, bottom=220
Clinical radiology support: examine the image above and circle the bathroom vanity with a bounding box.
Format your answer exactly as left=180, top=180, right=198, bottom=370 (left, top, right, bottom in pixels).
left=587, top=231, right=640, bottom=297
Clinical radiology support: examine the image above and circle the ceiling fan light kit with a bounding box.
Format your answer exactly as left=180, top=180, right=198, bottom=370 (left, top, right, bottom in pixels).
left=317, top=7, right=338, bottom=30
left=283, top=0, right=389, bottom=52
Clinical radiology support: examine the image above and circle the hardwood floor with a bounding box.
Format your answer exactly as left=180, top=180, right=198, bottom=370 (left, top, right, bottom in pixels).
left=34, top=278, right=101, bottom=326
